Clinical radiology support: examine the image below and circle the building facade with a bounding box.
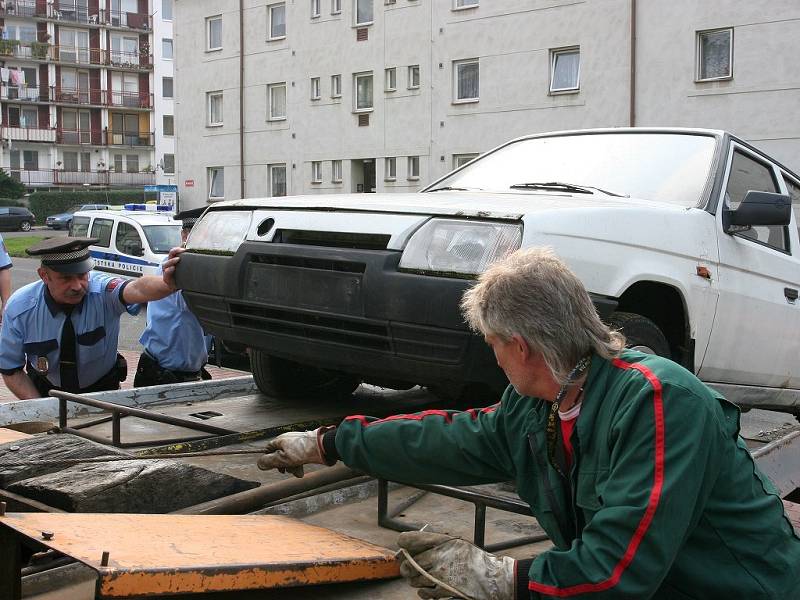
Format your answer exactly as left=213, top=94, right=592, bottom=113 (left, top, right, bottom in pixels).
left=0, top=0, right=176, bottom=190
left=174, top=0, right=800, bottom=209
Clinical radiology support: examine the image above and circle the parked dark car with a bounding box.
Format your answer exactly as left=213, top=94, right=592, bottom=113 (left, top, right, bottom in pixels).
left=0, top=207, right=35, bottom=231
left=46, top=204, right=109, bottom=230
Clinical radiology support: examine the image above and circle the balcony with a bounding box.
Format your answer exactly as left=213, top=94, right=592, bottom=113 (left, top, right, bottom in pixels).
left=0, top=0, right=44, bottom=18
left=56, top=128, right=102, bottom=145
left=51, top=45, right=104, bottom=67
left=2, top=126, right=57, bottom=143
left=107, top=131, right=154, bottom=147
left=0, top=40, right=51, bottom=61
left=107, top=90, right=153, bottom=109
left=9, top=168, right=156, bottom=187
left=107, top=49, right=153, bottom=70
left=0, top=84, right=46, bottom=102
left=103, top=9, right=151, bottom=31
left=51, top=86, right=104, bottom=106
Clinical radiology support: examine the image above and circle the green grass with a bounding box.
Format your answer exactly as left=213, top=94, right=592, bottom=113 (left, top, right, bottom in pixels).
left=3, top=235, right=50, bottom=257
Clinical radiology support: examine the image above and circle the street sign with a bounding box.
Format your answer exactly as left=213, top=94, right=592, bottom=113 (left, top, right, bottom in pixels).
left=184, top=179, right=195, bottom=187
left=160, top=191, right=177, bottom=205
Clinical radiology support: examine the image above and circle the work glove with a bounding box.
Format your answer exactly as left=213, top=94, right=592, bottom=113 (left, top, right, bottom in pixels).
left=256, top=427, right=330, bottom=477
left=398, top=531, right=515, bottom=600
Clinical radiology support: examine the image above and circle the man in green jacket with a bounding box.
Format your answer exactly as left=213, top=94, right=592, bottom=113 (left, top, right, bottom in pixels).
left=258, top=247, right=800, bottom=599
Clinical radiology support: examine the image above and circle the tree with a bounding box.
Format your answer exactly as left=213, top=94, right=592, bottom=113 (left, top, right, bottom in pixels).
left=0, top=169, right=26, bottom=199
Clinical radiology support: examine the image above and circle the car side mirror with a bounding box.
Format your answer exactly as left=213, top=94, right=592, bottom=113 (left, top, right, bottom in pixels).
left=723, top=190, right=791, bottom=234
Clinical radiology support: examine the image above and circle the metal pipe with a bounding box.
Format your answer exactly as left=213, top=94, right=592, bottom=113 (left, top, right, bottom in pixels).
left=50, top=390, right=235, bottom=436
left=629, top=0, right=637, bottom=126
left=239, top=0, right=246, bottom=198
left=174, top=464, right=366, bottom=515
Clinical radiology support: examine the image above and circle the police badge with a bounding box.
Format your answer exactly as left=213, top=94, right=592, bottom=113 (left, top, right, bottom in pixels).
left=36, top=356, right=49, bottom=375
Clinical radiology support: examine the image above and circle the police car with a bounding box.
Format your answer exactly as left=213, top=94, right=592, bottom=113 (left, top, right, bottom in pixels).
left=69, top=205, right=182, bottom=277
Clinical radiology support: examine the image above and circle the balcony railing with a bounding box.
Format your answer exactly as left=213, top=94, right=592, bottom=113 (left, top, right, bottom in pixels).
left=0, top=2, right=151, bottom=30
left=53, top=128, right=155, bottom=147
left=9, top=168, right=156, bottom=187
left=0, top=41, right=51, bottom=60
left=51, top=86, right=104, bottom=106
left=107, top=90, right=153, bottom=109
left=51, top=45, right=104, bottom=66
left=104, top=9, right=151, bottom=31
left=0, top=0, right=43, bottom=18
left=56, top=127, right=102, bottom=145
left=0, top=84, right=45, bottom=102
left=107, top=50, right=153, bottom=70
left=2, top=126, right=57, bottom=143
left=107, top=131, right=155, bottom=147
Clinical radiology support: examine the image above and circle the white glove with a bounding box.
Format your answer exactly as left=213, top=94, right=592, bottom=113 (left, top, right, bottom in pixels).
left=398, top=531, right=515, bottom=600
left=256, top=428, right=330, bottom=477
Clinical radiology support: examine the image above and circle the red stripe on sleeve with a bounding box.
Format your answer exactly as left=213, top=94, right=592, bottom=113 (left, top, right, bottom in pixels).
left=343, top=405, right=498, bottom=427
left=528, top=357, right=666, bottom=597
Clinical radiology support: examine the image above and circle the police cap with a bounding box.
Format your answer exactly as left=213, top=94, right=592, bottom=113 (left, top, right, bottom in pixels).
left=174, top=207, right=205, bottom=230
left=26, top=237, right=97, bottom=274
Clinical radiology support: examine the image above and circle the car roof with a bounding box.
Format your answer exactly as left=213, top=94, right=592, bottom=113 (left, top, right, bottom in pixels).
left=73, top=209, right=179, bottom=225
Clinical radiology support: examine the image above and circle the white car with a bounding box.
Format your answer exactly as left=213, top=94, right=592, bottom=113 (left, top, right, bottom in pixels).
left=177, top=128, right=800, bottom=414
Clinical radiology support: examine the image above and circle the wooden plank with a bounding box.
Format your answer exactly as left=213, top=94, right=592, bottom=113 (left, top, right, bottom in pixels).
left=0, top=513, right=399, bottom=597
left=0, top=429, right=31, bottom=445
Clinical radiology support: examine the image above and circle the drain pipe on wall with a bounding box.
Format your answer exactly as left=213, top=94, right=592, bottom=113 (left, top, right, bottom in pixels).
left=239, top=0, right=246, bottom=198
left=629, top=0, right=637, bottom=127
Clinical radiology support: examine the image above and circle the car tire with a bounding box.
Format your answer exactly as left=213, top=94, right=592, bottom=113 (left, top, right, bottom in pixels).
left=250, top=349, right=361, bottom=399
left=19, top=220, right=31, bottom=232
left=607, top=311, right=671, bottom=358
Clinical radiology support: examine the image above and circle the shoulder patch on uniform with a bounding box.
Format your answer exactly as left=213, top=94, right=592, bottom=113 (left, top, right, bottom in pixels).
left=106, top=278, right=124, bottom=291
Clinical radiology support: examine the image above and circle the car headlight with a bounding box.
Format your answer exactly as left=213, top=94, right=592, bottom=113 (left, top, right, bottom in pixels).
left=399, top=218, right=522, bottom=278
left=185, top=210, right=252, bottom=255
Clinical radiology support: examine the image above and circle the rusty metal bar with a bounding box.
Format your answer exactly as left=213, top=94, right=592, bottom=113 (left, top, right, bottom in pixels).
left=174, top=464, right=366, bottom=515
left=69, top=414, right=115, bottom=430
left=111, top=412, right=121, bottom=447
left=0, top=490, right=64, bottom=514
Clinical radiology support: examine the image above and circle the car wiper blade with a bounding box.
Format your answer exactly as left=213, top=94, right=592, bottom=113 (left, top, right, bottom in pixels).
left=425, top=186, right=482, bottom=192
left=509, top=181, right=625, bottom=197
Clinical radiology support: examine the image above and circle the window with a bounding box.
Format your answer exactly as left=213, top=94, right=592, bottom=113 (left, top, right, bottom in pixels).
left=725, top=149, right=784, bottom=250
left=162, top=77, right=173, bottom=98
left=60, top=29, right=90, bottom=64
left=311, top=161, right=322, bottom=183
left=163, top=115, right=174, bottom=136
left=453, top=59, right=479, bottom=102
left=208, top=166, right=224, bottom=199
left=355, top=0, right=373, bottom=25
left=697, top=28, right=733, bottom=81
left=385, top=67, right=396, bottom=92
left=453, top=153, right=478, bottom=169
left=110, top=34, right=138, bottom=65
left=163, top=153, right=175, bottom=174
left=310, top=77, right=321, bottom=100
left=208, top=91, right=223, bottom=126
left=63, top=152, right=79, bottom=171
left=269, top=3, right=286, bottom=39
left=207, top=15, right=222, bottom=50
left=787, top=177, right=800, bottom=242
left=162, top=38, right=173, bottom=59
left=354, top=72, right=373, bottom=111
left=331, top=0, right=341, bottom=13
left=270, top=164, right=287, bottom=196
left=162, top=0, right=173, bottom=20
left=114, top=154, right=123, bottom=172
left=550, top=47, right=580, bottom=93
left=332, top=159, right=342, bottom=182
left=19, top=107, right=38, bottom=128
left=311, top=0, right=321, bottom=18
left=454, top=0, right=478, bottom=6
left=80, top=152, right=91, bottom=171
left=407, top=156, right=419, bottom=179
left=91, top=218, right=114, bottom=248
left=384, top=157, right=396, bottom=180
left=116, top=222, right=143, bottom=256
left=126, top=154, right=139, bottom=173
left=268, top=83, right=287, bottom=120
left=408, top=65, right=420, bottom=89
left=331, top=74, right=342, bottom=97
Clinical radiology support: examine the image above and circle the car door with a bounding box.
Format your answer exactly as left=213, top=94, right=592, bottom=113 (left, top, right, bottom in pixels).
left=0, top=208, right=10, bottom=230
left=698, top=142, right=800, bottom=387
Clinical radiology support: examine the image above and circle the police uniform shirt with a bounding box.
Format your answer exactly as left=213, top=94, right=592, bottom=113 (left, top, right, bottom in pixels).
left=139, top=266, right=208, bottom=372
left=0, top=233, right=12, bottom=271
left=0, top=272, right=140, bottom=388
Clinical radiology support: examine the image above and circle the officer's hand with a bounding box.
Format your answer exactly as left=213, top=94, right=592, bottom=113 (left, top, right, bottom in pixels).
left=161, top=246, right=185, bottom=290
left=398, top=531, right=515, bottom=600
left=257, top=428, right=330, bottom=477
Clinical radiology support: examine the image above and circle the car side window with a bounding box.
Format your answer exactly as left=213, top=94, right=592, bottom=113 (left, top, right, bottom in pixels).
left=70, top=216, right=90, bottom=237
left=785, top=176, right=800, bottom=248
left=0, top=208, right=9, bottom=215
left=725, top=149, right=786, bottom=251
left=91, top=218, right=114, bottom=248
left=115, top=222, right=144, bottom=256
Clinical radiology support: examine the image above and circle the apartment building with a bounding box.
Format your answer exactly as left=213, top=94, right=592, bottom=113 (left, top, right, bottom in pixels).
left=174, top=0, right=800, bottom=208
left=0, top=0, right=175, bottom=190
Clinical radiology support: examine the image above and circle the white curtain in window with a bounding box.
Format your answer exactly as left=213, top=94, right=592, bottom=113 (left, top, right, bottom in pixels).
left=356, top=75, right=372, bottom=109
left=272, top=165, right=286, bottom=196
left=356, top=0, right=372, bottom=24
left=210, top=168, right=224, bottom=197
left=700, top=31, right=730, bottom=79
left=209, top=18, right=222, bottom=49
left=457, top=62, right=478, bottom=99
left=552, top=51, right=579, bottom=90
left=271, top=85, right=286, bottom=118
left=271, top=5, right=286, bottom=37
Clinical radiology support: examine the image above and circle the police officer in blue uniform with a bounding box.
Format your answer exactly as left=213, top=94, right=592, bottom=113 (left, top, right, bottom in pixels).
left=0, top=237, right=183, bottom=400
left=0, top=231, right=12, bottom=324
left=134, top=207, right=212, bottom=387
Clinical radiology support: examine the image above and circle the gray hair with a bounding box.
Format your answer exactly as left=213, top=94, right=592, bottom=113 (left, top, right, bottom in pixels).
left=461, top=247, right=625, bottom=384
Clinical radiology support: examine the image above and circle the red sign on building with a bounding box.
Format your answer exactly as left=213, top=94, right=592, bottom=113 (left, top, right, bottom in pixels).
left=184, top=179, right=195, bottom=187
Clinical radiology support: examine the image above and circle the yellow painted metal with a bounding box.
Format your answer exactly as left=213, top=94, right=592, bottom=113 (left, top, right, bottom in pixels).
left=0, top=428, right=32, bottom=444
left=0, top=512, right=399, bottom=597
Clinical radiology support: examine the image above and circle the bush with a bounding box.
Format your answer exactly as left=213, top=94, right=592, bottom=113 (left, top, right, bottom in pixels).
left=0, top=169, right=26, bottom=199
left=28, top=190, right=150, bottom=223
left=0, top=198, right=27, bottom=208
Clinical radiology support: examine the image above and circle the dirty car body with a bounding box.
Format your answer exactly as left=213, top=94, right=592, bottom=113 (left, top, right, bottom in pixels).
left=177, top=128, right=800, bottom=413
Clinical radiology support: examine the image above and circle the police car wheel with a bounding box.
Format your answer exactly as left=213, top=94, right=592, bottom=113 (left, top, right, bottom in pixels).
left=19, top=220, right=31, bottom=232
left=250, top=349, right=361, bottom=399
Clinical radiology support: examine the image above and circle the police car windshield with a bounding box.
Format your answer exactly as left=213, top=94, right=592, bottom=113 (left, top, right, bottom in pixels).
left=143, top=225, right=182, bottom=254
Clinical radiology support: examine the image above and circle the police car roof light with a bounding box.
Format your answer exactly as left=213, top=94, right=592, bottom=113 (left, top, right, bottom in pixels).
left=123, top=203, right=174, bottom=212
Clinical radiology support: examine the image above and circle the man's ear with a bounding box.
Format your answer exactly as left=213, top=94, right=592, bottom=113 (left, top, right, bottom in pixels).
left=36, top=267, right=48, bottom=283
left=510, top=334, right=531, bottom=361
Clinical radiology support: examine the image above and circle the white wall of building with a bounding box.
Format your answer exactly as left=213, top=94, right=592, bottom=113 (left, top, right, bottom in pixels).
left=153, top=0, right=175, bottom=186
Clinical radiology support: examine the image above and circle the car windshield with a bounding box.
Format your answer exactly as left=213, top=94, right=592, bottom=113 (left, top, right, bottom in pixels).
left=427, top=132, right=719, bottom=207
left=142, top=225, right=182, bottom=254
left=66, top=205, right=81, bottom=213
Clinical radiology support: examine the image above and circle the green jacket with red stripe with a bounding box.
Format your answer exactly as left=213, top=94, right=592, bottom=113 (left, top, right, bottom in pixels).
left=332, top=350, right=800, bottom=599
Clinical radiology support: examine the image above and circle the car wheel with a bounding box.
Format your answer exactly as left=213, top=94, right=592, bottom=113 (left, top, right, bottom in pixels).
left=19, top=220, right=31, bottom=232
left=250, top=349, right=361, bottom=399
left=607, top=311, right=671, bottom=357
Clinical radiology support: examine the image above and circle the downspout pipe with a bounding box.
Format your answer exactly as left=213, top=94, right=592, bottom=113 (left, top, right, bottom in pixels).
left=629, top=0, right=636, bottom=127
left=239, top=0, right=246, bottom=198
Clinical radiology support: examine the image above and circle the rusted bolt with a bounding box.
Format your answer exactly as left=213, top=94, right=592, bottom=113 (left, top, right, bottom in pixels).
left=101, top=551, right=110, bottom=566
left=41, top=531, right=54, bottom=541
left=9, top=445, right=20, bottom=452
